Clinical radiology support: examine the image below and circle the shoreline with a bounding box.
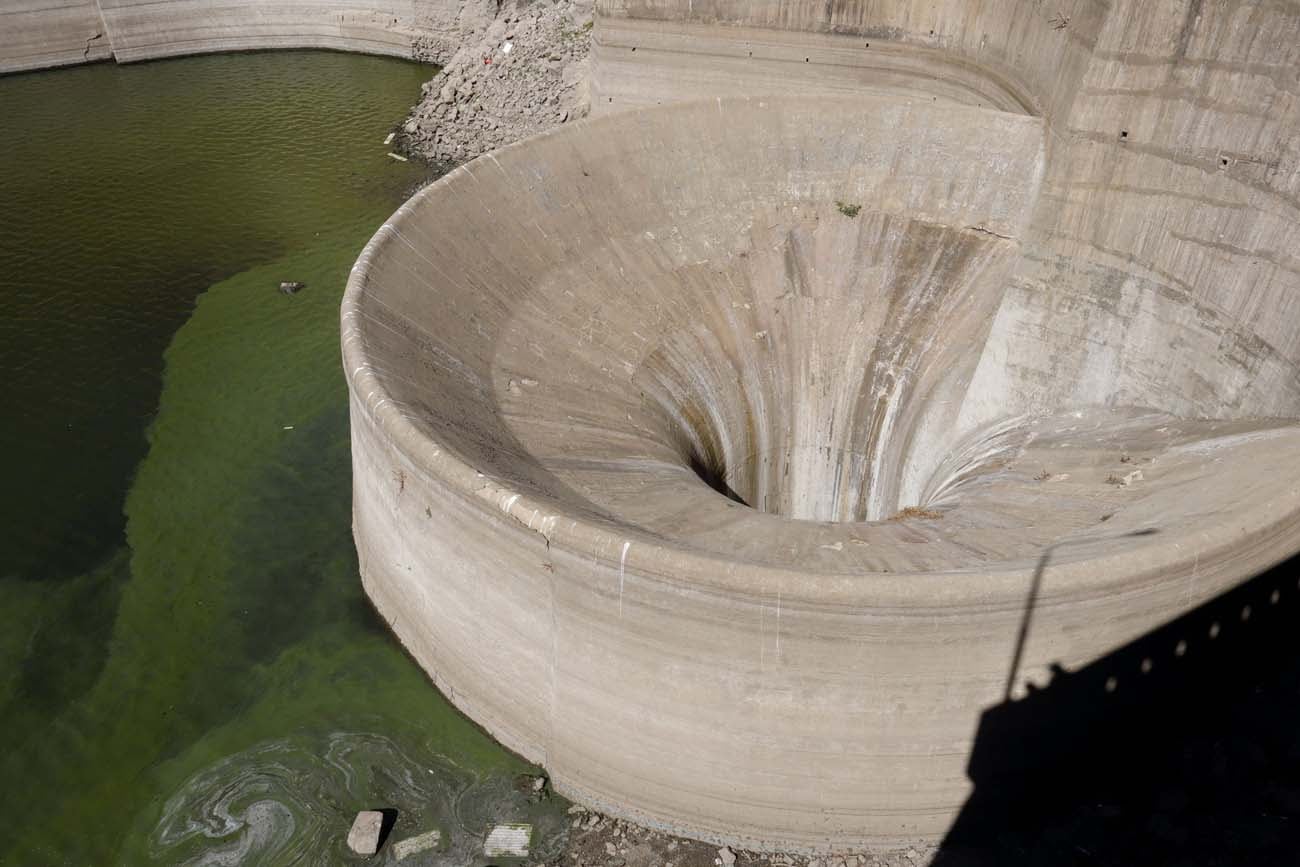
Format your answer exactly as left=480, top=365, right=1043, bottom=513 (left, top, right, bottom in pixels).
left=2, top=0, right=595, bottom=179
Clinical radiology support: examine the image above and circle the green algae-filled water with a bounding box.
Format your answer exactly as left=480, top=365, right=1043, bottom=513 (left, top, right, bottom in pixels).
left=0, top=52, right=566, bottom=865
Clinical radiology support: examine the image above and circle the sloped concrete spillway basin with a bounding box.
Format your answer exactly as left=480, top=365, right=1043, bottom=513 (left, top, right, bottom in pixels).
left=343, top=96, right=1300, bottom=850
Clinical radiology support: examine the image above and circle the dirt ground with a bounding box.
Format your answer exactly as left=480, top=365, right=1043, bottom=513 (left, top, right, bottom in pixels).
left=551, top=807, right=935, bottom=867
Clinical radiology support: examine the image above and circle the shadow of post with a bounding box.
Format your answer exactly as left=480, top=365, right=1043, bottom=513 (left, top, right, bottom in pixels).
left=935, top=549, right=1300, bottom=865
left=1002, top=528, right=1159, bottom=703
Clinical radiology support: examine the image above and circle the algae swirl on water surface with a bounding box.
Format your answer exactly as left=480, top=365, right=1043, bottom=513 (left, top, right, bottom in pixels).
left=0, top=51, right=568, bottom=865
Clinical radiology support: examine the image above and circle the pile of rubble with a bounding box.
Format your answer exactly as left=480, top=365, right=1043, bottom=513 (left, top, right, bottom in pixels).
left=398, top=0, right=593, bottom=168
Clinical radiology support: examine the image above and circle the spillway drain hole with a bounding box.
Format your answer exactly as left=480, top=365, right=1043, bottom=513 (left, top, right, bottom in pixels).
left=688, top=451, right=751, bottom=508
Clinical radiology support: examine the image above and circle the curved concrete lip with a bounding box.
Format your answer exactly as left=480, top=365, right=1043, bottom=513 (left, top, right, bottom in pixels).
left=343, top=95, right=1300, bottom=849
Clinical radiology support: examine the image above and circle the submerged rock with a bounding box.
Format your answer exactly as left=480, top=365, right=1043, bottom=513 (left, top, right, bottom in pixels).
left=279, top=281, right=305, bottom=295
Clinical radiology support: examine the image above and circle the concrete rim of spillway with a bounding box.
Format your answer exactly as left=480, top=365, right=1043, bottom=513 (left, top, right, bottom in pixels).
left=342, top=94, right=1300, bottom=848
left=342, top=95, right=1300, bottom=609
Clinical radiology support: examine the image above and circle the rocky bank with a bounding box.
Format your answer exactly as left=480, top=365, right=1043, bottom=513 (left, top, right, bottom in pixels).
left=398, top=0, right=593, bottom=168
left=554, top=806, right=938, bottom=867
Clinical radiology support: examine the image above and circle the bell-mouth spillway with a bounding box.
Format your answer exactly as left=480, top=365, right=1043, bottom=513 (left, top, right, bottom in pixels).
left=342, top=94, right=1300, bottom=850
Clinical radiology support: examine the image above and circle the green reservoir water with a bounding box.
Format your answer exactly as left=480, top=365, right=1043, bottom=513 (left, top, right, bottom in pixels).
left=0, top=52, right=566, bottom=864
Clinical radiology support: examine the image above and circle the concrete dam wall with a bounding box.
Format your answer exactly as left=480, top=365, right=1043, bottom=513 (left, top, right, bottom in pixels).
left=344, top=0, right=1300, bottom=852
left=0, top=0, right=490, bottom=74
left=592, top=0, right=1300, bottom=493
left=1, top=1, right=112, bottom=72
left=9, top=0, right=1299, bottom=852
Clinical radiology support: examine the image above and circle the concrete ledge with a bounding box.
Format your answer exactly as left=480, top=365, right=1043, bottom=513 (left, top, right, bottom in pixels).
left=0, top=1, right=112, bottom=74
left=590, top=17, right=1037, bottom=116
left=0, top=0, right=485, bottom=74
left=97, top=0, right=440, bottom=64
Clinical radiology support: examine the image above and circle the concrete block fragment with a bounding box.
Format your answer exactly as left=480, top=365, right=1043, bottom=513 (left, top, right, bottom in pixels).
left=483, top=823, right=532, bottom=857
left=393, top=829, right=442, bottom=860
left=347, top=810, right=384, bottom=855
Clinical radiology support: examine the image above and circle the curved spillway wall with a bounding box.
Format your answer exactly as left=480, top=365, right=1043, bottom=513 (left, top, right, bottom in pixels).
left=343, top=85, right=1300, bottom=849
left=593, top=0, right=1300, bottom=502
left=0, top=0, right=486, bottom=74
left=595, top=0, right=1300, bottom=413
left=591, top=0, right=1099, bottom=118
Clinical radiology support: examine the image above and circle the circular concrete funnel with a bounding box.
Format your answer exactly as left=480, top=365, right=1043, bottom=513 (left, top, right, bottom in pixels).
left=343, top=96, right=1300, bottom=850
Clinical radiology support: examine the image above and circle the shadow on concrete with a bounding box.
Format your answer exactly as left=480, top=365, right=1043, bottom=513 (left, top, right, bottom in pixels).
left=934, top=550, right=1300, bottom=866
left=1001, top=528, right=1160, bottom=703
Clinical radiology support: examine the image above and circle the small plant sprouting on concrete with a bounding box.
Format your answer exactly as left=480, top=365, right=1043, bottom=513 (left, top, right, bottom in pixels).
left=1049, top=13, right=1070, bottom=30
left=1034, top=467, right=1052, bottom=481
left=1119, top=453, right=1133, bottom=463
left=1104, top=473, right=1125, bottom=486
left=890, top=506, right=943, bottom=521
left=836, top=201, right=862, bottom=218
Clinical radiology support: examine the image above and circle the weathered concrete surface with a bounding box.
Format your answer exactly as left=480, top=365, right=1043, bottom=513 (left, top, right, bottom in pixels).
left=591, top=0, right=1098, bottom=118
left=95, top=0, right=489, bottom=65
left=342, top=59, right=1300, bottom=848
left=590, top=17, right=1037, bottom=116
left=0, top=0, right=497, bottom=74
left=0, top=1, right=112, bottom=73
left=591, top=0, right=1300, bottom=437
left=970, top=0, right=1300, bottom=440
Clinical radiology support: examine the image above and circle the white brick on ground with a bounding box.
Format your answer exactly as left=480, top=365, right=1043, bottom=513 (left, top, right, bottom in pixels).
left=392, top=828, right=442, bottom=860
left=483, top=823, right=532, bottom=857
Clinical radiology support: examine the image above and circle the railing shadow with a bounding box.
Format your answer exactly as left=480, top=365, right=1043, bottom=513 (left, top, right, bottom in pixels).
left=934, top=549, right=1300, bottom=865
